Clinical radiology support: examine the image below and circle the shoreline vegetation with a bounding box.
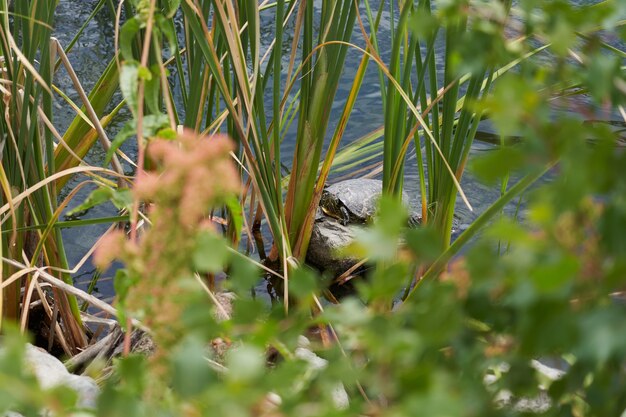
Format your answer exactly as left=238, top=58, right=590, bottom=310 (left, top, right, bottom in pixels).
left=1, top=0, right=626, bottom=415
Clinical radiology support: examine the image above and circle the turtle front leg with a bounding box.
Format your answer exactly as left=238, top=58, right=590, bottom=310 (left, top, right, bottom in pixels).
left=340, top=206, right=350, bottom=226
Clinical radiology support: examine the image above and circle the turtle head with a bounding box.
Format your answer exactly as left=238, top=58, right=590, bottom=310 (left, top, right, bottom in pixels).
left=319, top=190, right=344, bottom=222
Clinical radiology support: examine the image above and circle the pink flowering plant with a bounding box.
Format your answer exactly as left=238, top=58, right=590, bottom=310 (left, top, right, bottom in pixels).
left=94, top=130, right=240, bottom=368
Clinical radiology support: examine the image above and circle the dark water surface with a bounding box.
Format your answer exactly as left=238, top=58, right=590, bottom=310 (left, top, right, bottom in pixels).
left=52, top=1, right=621, bottom=299
left=55, top=1, right=122, bottom=299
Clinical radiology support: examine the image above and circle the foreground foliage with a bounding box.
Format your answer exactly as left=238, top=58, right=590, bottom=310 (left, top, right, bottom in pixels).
left=0, top=0, right=625, bottom=416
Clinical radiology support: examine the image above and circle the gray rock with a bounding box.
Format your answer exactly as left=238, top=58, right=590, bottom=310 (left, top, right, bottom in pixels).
left=306, top=215, right=360, bottom=276
left=24, top=344, right=99, bottom=409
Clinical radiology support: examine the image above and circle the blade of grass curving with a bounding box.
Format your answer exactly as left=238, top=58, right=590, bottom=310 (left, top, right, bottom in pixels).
left=1, top=216, right=129, bottom=234
left=272, top=0, right=285, bottom=239
left=351, top=1, right=472, bottom=213
left=0, top=166, right=112, bottom=220
left=225, top=1, right=289, bottom=255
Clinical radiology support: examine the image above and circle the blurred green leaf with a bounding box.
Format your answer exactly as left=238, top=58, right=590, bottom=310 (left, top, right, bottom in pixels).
left=67, top=187, right=132, bottom=215
left=193, top=231, right=229, bottom=273
left=289, top=267, right=319, bottom=301
left=106, top=121, right=136, bottom=164
left=119, top=17, right=141, bottom=61
left=120, top=62, right=140, bottom=116
left=404, top=226, right=443, bottom=263
left=471, top=147, right=526, bottom=185
left=408, top=8, right=438, bottom=38
left=226, top=257, right=260, bottom=295
left=530, top=254, right=579, bottom=293
left=226, top=346, right=265, bottom=383
left=170, top=336, right=214, bottom=398
left=585, top=53, right=623, bottom=104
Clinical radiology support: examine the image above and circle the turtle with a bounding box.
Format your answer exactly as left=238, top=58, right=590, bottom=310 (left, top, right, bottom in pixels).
left=319, top=178, right=421, bottom=226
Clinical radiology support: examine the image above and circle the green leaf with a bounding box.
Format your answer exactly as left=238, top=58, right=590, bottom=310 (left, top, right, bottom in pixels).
left=585, top=53, right=622, bottom=104
left=322, top=298, right=371, bottom=327
left=120, top=62, right=140, bottom=117
left=113, top=268, right=137, bottom=326
left=107, top=115, right=170, bottom=164
left=288, top=267, right=319, bottom=301
left=66, top=188, right=111, bottom=216
left=106, top=121, right=135, bottom=164
left=376, top=195, right=408, bottom=237
left=530, top=254, right=579, bottom=293
left=0, top=324, right=30, bottom=378
left=193, top=231, right=229, bottom=273
left=405, top=226, right=443, bottom=263
left=346, top=196, right=407, bottom=262
left=409, top=7, right=438, bottom=38
left=164, top=0, right=181, bottom=18
left=114, top=355, right=148, bottom=395
left=170, top=336, right=215, bottom=398
left=226, top=257, right=260, bottom=295
left=157, top=15, right=179, bottom=55
left=156, top=127, right=176, bottom=140
left=110, top=189, right=133, bottom=210
left=224, top=195, right=243, bottom=241
left=141, top=114, right=170, bottom=137
left=114, top=269, right=134, bottom=305
left=484, top=217, right=529, bottom=243
left=547, top=17, right=577, bottom=57
left=226, top=345, right=265, bottom=382
left=47, top=386, right=78, bottom=411
left=119, top=17, right=141, bottom=62
left=137, top=65, right=152, bottom=81
left=66, top=187, right=132, bottom=215
left=482, top=74, right=541, bottom=139
left=144, top=67, right=161, bottom=116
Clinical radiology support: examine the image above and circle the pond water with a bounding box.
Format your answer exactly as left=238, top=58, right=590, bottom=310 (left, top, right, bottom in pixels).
left=52, top=1, right=622, bottom=299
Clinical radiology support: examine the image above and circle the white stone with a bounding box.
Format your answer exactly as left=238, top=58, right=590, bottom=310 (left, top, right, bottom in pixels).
left=530, top=359, right=566, bottom=381
left=294, top=337, right=349, bottom=410
left=24, top=344, right=99, bottom=409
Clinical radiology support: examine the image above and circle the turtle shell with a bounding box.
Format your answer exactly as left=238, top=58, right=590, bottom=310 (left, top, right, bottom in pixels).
left=320, top=178, right=421, bottom=225
left=320, top=179, right=384, bottom=224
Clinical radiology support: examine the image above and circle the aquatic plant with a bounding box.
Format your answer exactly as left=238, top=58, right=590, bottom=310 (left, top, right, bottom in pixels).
left=94, top=129, right=240, bottom=374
